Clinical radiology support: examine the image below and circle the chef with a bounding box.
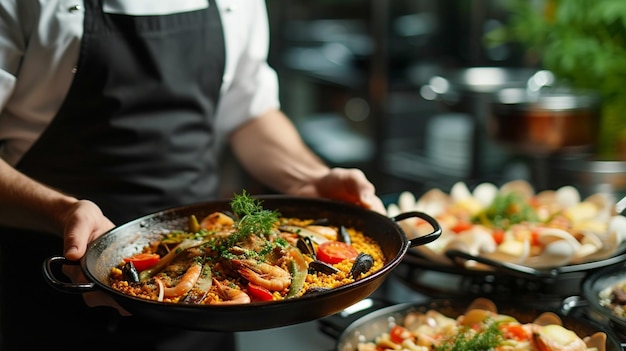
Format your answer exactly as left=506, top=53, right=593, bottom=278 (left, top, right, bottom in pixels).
left=0, top=0, right=385, bottom=350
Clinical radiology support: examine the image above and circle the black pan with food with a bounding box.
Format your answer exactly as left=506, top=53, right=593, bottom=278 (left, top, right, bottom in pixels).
left=398, top=246, right=626, bottom=302
left=335, top=298, right=623, bottom=351
left=580, top=261, right=626, bottom=331
left=442, top=246, right=626, bottom=281
left=42, top=196, right=441, bottom=331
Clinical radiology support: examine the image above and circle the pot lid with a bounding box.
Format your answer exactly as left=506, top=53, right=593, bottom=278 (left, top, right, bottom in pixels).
left=434, top=67, right=536, bottom=93
left=493, top=87, right=601, bottom=111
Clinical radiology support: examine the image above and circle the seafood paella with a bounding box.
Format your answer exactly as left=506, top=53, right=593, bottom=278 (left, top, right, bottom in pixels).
left=358, top=298, right=607, bottom=351
left=388, top=180, right=626, bottom=269
left=108, top=192, right=385, bottom=304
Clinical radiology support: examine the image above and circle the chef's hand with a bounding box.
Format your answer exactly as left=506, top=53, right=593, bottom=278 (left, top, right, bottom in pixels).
left=296, top=167, right=386, bottom=214
left=61, top=200, right=131, bottom=316
left=229, top=110, right=385, bottom=214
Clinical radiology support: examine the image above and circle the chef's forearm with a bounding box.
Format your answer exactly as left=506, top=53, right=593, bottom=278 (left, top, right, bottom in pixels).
left=0, top=158, right=77, bottom=235
left=228, top=108, right=330, bottom=196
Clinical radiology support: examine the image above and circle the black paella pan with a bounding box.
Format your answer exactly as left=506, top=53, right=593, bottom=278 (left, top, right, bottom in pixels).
left=42, top=195, right=441, bottom=332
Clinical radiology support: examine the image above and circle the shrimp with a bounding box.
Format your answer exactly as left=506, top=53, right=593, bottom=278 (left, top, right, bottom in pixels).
left=200, top=212, right=234, bottom=230
left=211, top=278, right=251, bottom=305
left=157, top=263, right=202, bottom=298
left=279, top=231, right=299, bottom=246
left=306, top=225, right=338, bottom=240
left=231, top=258, right=291, bottom=291
left=529, top=324, right=588, bottom=351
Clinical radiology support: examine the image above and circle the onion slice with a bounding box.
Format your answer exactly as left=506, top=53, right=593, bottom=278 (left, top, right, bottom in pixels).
left=154, top=277, right=165, bottom=302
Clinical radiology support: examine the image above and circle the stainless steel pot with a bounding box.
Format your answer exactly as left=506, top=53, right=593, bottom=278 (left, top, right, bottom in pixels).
left=421, top=67, right=537, bottom=115
left=420, top=67, right=537, bottom=178
left=488, top=86, right=601, bottom=155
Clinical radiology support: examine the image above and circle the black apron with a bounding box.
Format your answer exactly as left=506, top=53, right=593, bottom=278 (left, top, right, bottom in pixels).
left=1, top=0, right=234, bottom=349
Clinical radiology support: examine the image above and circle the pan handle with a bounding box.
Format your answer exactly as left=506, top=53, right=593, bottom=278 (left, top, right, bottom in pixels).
left=317, top=298, right=392, bottom=340
left=42, top=256, right=97, bottom=293
left=560, top=296, right=626, bottom=350
left=391, top=211, right=442, bottom=248
left=560, top=295, right=588, bottom=316
left=444, top=249, right=558, bottom=280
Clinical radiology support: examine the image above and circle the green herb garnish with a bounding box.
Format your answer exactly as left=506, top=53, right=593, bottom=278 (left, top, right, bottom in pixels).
left=473, top=192, right=539, bottom=230
left=227, top=190, right=280, bottom=245
left=434, top=318, right=503, bottom=351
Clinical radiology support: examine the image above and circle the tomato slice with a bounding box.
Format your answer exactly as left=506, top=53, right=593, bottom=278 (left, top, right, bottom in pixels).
left=451, top=220, right=473, bottom=234
left=316, top=241, right=359, bottom=264
left=492, top=229, right=505, bottom=245
left=500, top=323, right=529, bottom=341
left=123, top=253, right=160, bottom=272
left=247, top=283, right=273, bottom=302
left=389, top=325, right=413, bottom=344
left=530, top=228, right=541, bottom=246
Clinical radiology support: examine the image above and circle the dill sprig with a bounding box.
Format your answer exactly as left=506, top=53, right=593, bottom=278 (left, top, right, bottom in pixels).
left=231, top=190, right=264, bottom=217
left=434, top=318, right=503, bottom=351
left=227, top=191, right=280, bottom=245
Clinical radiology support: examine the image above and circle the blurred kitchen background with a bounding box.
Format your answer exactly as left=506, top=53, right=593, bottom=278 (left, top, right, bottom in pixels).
left=221, top=0, right=626, bottom=202
left=232, top=1, right=626, bottom=349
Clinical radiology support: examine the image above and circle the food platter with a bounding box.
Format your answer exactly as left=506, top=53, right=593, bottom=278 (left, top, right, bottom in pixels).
left=335, top=297, right=622, bottom=351
left=387, top=180, right=626, bottom=280
left=43, top=195, right=441, bottom=331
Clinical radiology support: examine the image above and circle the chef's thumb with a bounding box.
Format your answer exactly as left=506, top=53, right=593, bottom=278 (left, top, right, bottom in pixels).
left=65, top=245, right=82, bottom=261
left=360, top=192, right=386, bottom=215
left=63, top=218, right=98, bottom=261
left=64, top=230, right=87, bottom=261
left=62, top=199, right=115, bottom=261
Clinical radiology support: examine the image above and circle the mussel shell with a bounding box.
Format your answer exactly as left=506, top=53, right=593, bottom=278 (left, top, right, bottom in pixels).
left=309, top=260, right=339, bottom=275
left=472, top=182, right=498, bottom=207
left=533, top=312, right=563, bottom=326
left=350, top=253, right=374, bottom=279
left=122, top=261, right=140, bottom=283
left=296, top=236, right=316, bottom=257
left=466, top=297, right=497, bottom=314
left=500, top=179, right=535, bottom=199
left=337, top=226, right=351, bottom=245
left=280, top=225, right=329, bottom=244
left=301, top=287, right=331, bottom=297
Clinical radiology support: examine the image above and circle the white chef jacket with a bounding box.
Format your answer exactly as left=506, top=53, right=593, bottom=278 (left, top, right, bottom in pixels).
left=0, top=0, right=280, bottom=166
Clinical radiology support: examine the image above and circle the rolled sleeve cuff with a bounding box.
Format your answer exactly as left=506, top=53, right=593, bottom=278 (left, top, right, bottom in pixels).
left=215, top=63, right=280, bottom=137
